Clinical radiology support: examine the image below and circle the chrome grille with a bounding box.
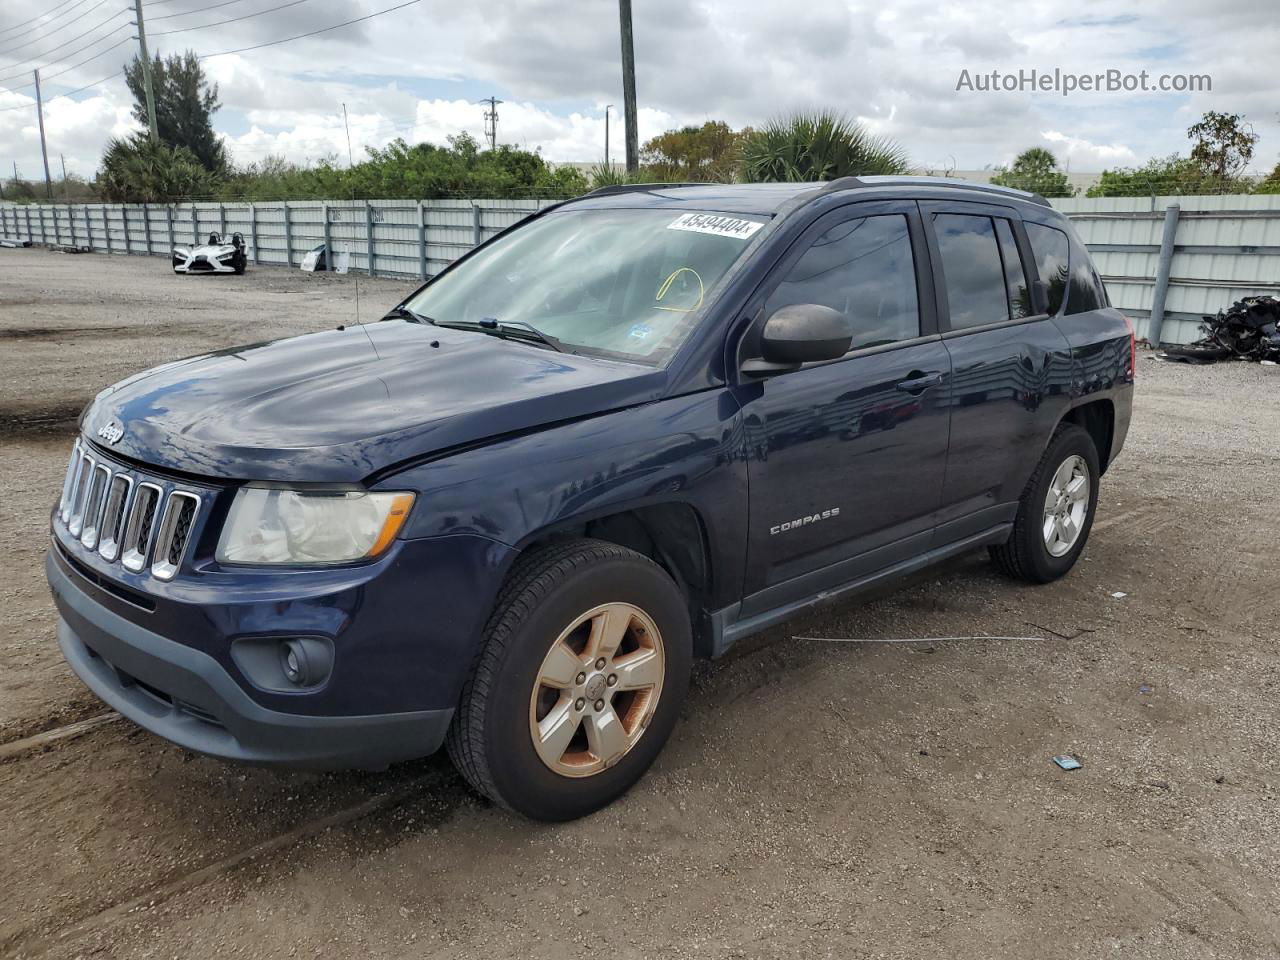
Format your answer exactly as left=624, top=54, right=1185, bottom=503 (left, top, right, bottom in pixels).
left=67, top=452, right=94, bottom=537
left=79, top=464, right=111, bottom=550
left=151, top=492, right=201, bottom=581
left=58, top=441, right=81, bottom=521
left=54, top=440, right=207, bottom=581
left=121, top=483, right=162, bottom=573
left=97, top=474, right=133, bottom=562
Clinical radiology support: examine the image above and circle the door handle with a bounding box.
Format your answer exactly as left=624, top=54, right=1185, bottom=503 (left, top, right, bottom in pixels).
left=895, top=370, right=944, bottom=393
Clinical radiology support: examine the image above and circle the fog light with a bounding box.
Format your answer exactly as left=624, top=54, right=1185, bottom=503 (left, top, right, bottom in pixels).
left=280, top=639, right=311, bottom=686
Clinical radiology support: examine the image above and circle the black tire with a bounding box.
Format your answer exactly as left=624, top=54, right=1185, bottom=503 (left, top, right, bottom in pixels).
left=446, top=538, right=692, bottom=821
left=989, top=423, right=1100, bottom=583
left=233, top=254, right=246, bottom=275
left=1162, top=343, right=1230, bottom=363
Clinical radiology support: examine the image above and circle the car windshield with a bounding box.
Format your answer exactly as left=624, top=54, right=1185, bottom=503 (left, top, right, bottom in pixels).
left=403, top=207, right=766, bottom=363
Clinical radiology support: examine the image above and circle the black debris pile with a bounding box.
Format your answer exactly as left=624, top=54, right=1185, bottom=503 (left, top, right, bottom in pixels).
left=1161, top=296, right=1280, bottom=364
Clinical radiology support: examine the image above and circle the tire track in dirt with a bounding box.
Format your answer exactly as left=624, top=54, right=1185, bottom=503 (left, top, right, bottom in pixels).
left=5, top=767, right=463, bottom=958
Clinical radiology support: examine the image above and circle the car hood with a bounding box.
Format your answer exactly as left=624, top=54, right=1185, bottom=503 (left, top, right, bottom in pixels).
left=81, top=320, right=667, bottom=482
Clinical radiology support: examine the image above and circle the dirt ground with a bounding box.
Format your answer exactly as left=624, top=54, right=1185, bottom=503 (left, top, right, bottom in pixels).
left=1, top=247, right=1277, bottom=960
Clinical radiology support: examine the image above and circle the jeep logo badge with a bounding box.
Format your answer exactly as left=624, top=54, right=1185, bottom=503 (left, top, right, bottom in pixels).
left=97, top=420, right=124, bottom=445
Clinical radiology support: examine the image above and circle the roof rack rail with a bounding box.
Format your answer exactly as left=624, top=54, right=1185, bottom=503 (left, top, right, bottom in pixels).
left=819, top=175, right=1051, bottom=207
left=585, top=182, right=723, bottom=198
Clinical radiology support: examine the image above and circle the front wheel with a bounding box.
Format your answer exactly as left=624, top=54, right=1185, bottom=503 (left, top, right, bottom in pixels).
left=990, top=423, right=1100, bottom=583
left=446, top=539, right=691, bottom=821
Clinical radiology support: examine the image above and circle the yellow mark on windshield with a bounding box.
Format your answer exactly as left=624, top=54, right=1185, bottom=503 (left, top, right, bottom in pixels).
left=655, top=267, right=705, bottom=313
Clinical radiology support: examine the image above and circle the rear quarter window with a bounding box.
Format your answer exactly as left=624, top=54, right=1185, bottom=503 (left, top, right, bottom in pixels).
left=1066, top=247, right=1105, bottom=315
left=1024, top=222, right=1070, bottom=316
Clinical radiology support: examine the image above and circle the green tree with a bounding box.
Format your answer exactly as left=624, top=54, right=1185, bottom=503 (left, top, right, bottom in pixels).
left=739, top=111, right=909, bottom=183
left=989, top=147, right=1074, bottom=197
left=1187, top=111, right=1257, bottom=181
left=125, top=51, right=227, bottom=173
left=97, top=134, right=215, bottom=201
left=641, top=121, right=743, bottom=181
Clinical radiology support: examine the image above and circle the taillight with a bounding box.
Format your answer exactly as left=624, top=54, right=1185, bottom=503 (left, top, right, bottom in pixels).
left=1121, top=313, right=1136, bottom=378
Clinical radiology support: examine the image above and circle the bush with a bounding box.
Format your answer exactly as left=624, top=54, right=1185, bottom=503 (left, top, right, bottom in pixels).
left=217, top=134, right=589, bottom=201
left=1087, top=154, right=1256, bottom=197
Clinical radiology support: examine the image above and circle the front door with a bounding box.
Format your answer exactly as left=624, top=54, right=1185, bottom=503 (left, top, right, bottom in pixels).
left=736, top=201, right=952, bottom=615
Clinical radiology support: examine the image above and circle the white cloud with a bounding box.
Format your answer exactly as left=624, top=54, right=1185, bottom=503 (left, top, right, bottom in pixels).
left=2, top=0, right=1278, bottom=182
left=1040, top=131, right=1140, bottom=169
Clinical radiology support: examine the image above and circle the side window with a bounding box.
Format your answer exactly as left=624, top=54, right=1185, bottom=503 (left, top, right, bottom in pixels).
left=932, top=214, right=1009, bottom=329
left=1066, top=244, right=1104, bottom=315
left=1024, top=222, right=1070, bottom=315
left=993, top=218, right=1031, bottom=320
left=766, top=214, right=919, bottom=351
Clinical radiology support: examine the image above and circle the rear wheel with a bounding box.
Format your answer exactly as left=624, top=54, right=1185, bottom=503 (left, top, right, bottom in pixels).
left=446, top=539, right=691, bottom=821
left=990, top=423, right=1100, bottom=583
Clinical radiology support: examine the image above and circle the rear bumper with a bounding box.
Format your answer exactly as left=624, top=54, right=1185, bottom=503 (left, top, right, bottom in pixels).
left=48, top=550, right=453, bottom=770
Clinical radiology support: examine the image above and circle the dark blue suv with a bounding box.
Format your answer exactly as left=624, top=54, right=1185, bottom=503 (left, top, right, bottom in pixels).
left=47, top=177, right=1133, bottom=820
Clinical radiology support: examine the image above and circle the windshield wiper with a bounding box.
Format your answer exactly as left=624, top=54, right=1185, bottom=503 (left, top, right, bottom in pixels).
left=382, top=304, right=432, bottom=324
left=435, top=318, right=570, bottom=353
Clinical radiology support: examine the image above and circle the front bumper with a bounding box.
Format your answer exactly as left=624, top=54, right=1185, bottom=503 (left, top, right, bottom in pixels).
left=48, top=549, right=453, bottom=769
left=172, top=254, right=236, bottom=273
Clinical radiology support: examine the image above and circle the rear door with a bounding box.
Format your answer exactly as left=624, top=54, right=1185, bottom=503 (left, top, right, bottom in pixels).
left=735, top=200, right=952, bottom=613
left=920, top=200, right=1074, bottom=545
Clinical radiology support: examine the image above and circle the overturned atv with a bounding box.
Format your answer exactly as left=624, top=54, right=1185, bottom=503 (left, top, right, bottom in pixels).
left=1162, top=296, right=1280, bottom=364
left=172, top=232, right=248, bottom=275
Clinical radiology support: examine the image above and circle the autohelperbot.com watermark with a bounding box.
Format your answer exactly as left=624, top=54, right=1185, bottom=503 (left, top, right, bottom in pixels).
left=956, top=67, right=1211, bottom=96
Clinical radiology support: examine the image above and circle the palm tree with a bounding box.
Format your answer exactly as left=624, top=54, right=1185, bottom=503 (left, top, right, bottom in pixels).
left=97, top=134, right=214, bottom=202
left=739, top=111, right=910, bottom=183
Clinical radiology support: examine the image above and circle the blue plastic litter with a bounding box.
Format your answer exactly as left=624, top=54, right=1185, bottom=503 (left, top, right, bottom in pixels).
left=1052, top=755, right=1083, bottom=771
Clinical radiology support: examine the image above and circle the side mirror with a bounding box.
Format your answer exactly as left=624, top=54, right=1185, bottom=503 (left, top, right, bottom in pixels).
left=742, top=303, right=853, bottom=376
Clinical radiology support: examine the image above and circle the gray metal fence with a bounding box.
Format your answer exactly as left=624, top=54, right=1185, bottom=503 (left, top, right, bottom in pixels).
left=5, top=194, right=1279, bottom=345
left=0, top=198, right=557, bottom=280
left=1050, top=194, right=1280, bottom=345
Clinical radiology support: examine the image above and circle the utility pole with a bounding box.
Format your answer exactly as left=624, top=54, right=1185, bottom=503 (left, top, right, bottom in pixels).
left=133, top=0, right=159, bottom=142
left=617, top=0, right=638, bottom=173
left=478, top=96, right=502, bottom=150
left=604, top=104, right=613, bottom=167
left=33, top=70, right=52, bottom=199
left=60, top=154, right=69, bottom=201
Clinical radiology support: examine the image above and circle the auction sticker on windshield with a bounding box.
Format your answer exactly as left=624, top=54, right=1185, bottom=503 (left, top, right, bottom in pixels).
left=667, top=213, right=764, bottom=240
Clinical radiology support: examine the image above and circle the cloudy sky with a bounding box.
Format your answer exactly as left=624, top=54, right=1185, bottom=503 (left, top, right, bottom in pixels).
left=0, top=0, right=1276, bottom=183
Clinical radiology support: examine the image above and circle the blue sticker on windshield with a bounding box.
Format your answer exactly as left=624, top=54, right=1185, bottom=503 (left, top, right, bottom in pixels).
left=629, top=324, right=652, bottom=340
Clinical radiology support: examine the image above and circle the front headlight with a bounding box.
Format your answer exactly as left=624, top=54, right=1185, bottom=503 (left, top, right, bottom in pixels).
left=216, top=487, right=415, bottom=565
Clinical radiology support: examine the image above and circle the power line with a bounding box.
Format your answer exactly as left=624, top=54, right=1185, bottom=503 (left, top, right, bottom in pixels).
left=0, top=8, right=132, bottom=73
left=151, top=0, right=311, bottom=37
left=199, top=0, right=422, bottom=59
left=2, top=0, right=425, bottom=136
left=0, top=0, right=121, bottom=57
left=0, top=0, right=103, bottom=41
left=0, top=67, right=121, bottom=111
left=38, top=34, right=134, bottom=82
left=149, top=0, right=247, bottom=22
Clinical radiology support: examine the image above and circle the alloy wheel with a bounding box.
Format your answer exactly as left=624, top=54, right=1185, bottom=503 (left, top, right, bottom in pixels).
left=528, top=602, right=665, bottom=778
